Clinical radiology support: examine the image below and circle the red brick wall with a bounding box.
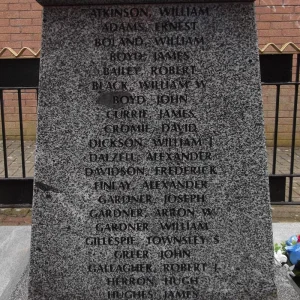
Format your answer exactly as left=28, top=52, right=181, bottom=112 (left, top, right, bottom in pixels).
left=0, top=0, right=42, bottom=53
left=1, top=0, right=300, bottom=50
left=256, top=0, right=300, bottom=47
left=1, top=90, right=37, bottom=140
left=255, top=1, right=300, bottom=146
left=0, top=0, right=300, bottom=145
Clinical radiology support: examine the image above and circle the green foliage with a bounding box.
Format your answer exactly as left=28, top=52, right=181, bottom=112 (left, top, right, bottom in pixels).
left=294, top=269, right=300, bottom=277
left=274, top=243, right=281, bottom=253
left=281, top=241, right=286, bottom=252
left=274, top=242, right=286, bottom=253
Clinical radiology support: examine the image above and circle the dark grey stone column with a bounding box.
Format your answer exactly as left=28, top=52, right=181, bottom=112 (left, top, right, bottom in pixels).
left=29, top=0, right=277, bottom=299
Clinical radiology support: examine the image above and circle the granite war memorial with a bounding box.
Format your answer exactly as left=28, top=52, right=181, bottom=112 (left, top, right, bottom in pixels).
left=29, top=0, right=277, bottom=299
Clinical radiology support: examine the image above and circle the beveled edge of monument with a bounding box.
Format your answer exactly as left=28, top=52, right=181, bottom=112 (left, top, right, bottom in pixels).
left=37, top=0, right=254, bottom=6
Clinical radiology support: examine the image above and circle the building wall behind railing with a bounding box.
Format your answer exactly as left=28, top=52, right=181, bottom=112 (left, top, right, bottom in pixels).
left=1, top=90, right=37, bottom=141
left=0, top=0, right=300, bottom=146
left=262, top=84, right=300, bottom=147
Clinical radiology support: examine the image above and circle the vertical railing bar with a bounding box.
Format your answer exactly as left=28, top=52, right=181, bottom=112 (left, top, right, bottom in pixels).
left=272, top=84, right=280, bottom=174
left=36, top=88, right=39, bottom=103
left=0, top=89, right=8, bottom=178
left=18, top=89, right=26, bottom=178
left=288, top=54, right=300, bottom=202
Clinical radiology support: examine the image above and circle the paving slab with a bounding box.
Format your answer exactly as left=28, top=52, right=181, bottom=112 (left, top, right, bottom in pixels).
left=272, top=206, right=300, bottom=223
left=273, top=223, right=300, bottom=244
left=0, top=227, right=31, bottom=300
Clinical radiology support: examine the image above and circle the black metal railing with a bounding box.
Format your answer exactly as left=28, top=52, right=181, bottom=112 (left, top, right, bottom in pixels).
left=263, top=54, right=300, bottom=204
left=0, top=87, right=38, bottom=207
left=0, top=54, right=300, bottom=206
